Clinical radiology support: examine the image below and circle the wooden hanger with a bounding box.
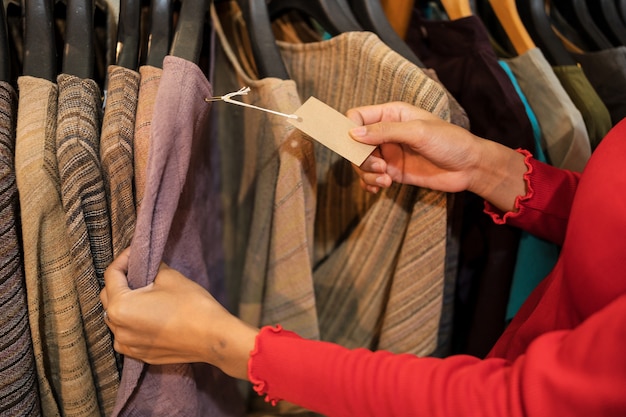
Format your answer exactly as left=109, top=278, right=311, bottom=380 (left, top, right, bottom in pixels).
left=146, top=0, right=173, bottom=68
left=348, top=0, right=425, bottom=67
left=379, top=0, right=414, bottom=39
left=23, top=0, right=57, bottom=80
left=550, top=0, right=613, bottom=51
left=62, top=0, right=94, bottom=78
left=585, top=0, right=626, bottom=46
left=516, top=0, right=575, bottom=65
left=488, top=0, right=535, bottom=55
left=267, top=0, right=362, bottom=36
left=236, top=0, right=290, bottom=79
left=116, top=0, right=141, bottom=69
left=0, top=1, right=10, bottom=82
left=440, top=0, right=473, bottom=20
left=170, top=0, right=209, bottom=64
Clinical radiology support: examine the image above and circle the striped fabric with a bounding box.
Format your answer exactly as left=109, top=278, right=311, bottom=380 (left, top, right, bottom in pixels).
left=55, top=74, right=118, bottom=416
left=211, top=5, right=321, bottom=414
left=278, top=31, right=449, bottom=355
left=100, top=65, right=140, bottom=258
left=133, top=66, right=162, bottom=208
left=0, top=82, right=41, bottom=416
left=211, top=2, right=319, bottom=340
left=15, top=76, right=97, bottom=417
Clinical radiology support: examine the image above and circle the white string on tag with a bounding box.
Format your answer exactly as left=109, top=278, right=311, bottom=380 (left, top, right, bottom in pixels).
left=205, top=86, right=300, bottom=120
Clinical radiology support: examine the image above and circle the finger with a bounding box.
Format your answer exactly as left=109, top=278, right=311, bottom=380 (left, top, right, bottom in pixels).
left=350, top=119, right=426, bottom=148
left=358, top=177, right=381, bottom=194
left=104, top=247, right=132, bottom=295
left=157, top=261, right=172, bottom=273
left=357, top=153, right=386, bottom=174
left=346, top=103, right=404, bottom=125
left=100, top=286, right=108, bottom=309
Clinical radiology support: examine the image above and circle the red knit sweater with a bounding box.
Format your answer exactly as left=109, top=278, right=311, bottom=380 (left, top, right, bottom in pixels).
left=248, top=119, right=626, bottom=417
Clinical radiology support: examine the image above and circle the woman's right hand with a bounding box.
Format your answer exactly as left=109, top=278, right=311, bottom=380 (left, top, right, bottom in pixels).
left=347, top=102, right=482, bottom=194
left=347, top=102, right=528, bottom=214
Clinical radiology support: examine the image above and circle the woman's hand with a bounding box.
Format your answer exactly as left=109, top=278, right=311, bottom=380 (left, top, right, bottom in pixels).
left=347, top=102, right=528, bottom=213
left=347, top=102, right=482, bottom=194
left=100, top=248, right=258, bottom=380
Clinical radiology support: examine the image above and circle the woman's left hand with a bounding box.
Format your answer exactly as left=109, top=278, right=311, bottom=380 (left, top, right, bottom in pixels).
left=100, top=247, right=258, bottom=380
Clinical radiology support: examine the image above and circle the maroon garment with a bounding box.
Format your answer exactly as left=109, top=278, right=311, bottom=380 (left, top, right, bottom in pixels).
left=406, top=13, right=537, bottom=356
left=111, top=56, right=243, bottom=417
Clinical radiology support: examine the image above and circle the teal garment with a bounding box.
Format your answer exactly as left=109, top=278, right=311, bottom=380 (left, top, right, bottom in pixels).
left=499, top=61, right=560, bottom=321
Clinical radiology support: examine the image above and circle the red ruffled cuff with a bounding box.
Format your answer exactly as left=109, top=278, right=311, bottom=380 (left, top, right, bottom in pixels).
left=248, top=325, right=288, bottom=406
left=483, top=148, right=534, bottom=224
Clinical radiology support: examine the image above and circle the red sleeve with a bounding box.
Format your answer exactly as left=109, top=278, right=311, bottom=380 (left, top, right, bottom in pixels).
left=483, top=149, right=580, bottom=245
left=248, top=294, right=626, bottom=417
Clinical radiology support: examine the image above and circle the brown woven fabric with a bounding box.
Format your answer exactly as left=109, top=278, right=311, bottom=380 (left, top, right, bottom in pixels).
left=16, top=75, right=97, bottom=417
left=0, top=82, right=41, bottom=417
left=100, top=65, right=140, bottom=257
left=212, top=5, right=319, bottom=414
left=212, top=1, right=319, bottom=340
left=55, top=73, right=118, bottom=415
left=213, top=4, right=449, bottom=415
left=278, top=31, right=449, bottom=355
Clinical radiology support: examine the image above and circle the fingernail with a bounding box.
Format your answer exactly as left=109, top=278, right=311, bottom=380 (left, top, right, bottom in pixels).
left=375, top=176, right=387, bottom=186
left=350, top=126, right=366, bottom=137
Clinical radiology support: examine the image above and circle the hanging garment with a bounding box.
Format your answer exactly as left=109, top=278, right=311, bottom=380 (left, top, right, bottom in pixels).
left=276, top=30, right=449, bottom=356
left=573, top=46, right=626, bottom=127
left=0, top=82, right=41, bottom=417
left=258, top=8, right=464, bottom=360
left=100, top=65, right=141, bottom=258
left=421, top=68, right=467, bottom=357
left=111, top=55, right=244, bottom=417
left=15, top=76, right=99, bottom=417
left=274, top=10, right=466, bottom=359
left=406, top=13, right=536, bottom=357
left=552, top=64, right=612, bottom=151
left=211, top=2, right=320, bottom=416
left=133, top=66, right=162, bottom=208
left=212, top=3, right=319, bottom=338
left=55, top=73, right=119, bottom=415
left=499, top=61, right=561, bottom=321
left=503, top=47, right=591, bottom=172
left=212, top=4, right=319, bottom=414
left=419, top=67, right=467, bottom=357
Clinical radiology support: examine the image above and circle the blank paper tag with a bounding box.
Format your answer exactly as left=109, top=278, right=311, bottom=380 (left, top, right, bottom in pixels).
left=288, top=97, right=376, bottom=166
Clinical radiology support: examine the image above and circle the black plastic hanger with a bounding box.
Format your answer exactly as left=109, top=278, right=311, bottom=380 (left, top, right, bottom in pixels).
left=116, top=0, right=141, bottom=69
left=348, top=0, right=425, bottom=67
left=585, top=0, right=626, bottom=46
left=0, top=1, right=10, bottom=82
left=236, top=0, right=289, bottom=79
left=62, top=0, right=94, bottom=78
left=551, top=0, right=613, bottom=51
left=169, top=0, right=209, bottom=64
left=267, top=0, right=362, bottom=37
left=23, top=0, right=57, bottom=80
left=620, top=0, right=626, bottom=23
left=146, top=0, right=172, bottom=67
left=516, top=0, right=576, bottom=65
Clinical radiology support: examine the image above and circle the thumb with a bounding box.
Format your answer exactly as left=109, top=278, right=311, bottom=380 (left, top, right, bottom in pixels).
left=104, top=247, right=132, bottom=295
left=349, top=120, right=421, bottom=147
